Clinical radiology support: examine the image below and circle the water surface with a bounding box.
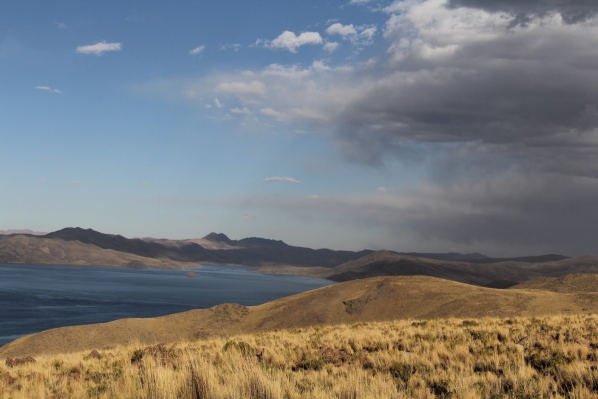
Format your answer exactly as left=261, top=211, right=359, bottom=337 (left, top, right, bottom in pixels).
left=0, top=264, right=333, bottom=346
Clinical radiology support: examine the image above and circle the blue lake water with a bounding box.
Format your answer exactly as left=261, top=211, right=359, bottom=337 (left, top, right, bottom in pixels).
left=0, top=264, right=334, bottom=347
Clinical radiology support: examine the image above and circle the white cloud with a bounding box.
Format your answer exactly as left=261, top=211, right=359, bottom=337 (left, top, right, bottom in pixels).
left=189, top=45, right=205, bottom=55
left=260, top=108, right=285, bottom=121
left=205, top=104, right=212, bottom=109
left=327, top=23, right=357, bottom=36
left=377, top=187, right=388, bottom=193
left=242, top=213, right=258, bottom=220
left=326, top=23, right=377, bottom=49
left=263, top=64, right=311, bottom=79
left=214, top=98, right=224, bottom=108
left=219, top=43, right=241, bottom=51
left=312, top=60, right=353, bottom=73
left=269, top=31, right=323, bottom=53
left=215, top=80, right=266, bottom=98
left=263, top=177, right=302, bottom=184
left=323, top=42, right=340, bottom=52
left=360, top=27, right=377, bottom=40
left=231, top=107, right=250, bottom=114
left=349, top=0, right=371, bottom=4
left=36, top=86, right=62, bottom=94
left=57, top=22, right=67, bottom=29
left=76, top=41, right=122, bottom=55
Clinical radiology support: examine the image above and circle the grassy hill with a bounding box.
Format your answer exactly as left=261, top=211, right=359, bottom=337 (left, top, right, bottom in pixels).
left=4, top=275, right=598, bottom=358
left=1, top=314, right=598, bottom=398
left=511, top=273, right=598, bottom=292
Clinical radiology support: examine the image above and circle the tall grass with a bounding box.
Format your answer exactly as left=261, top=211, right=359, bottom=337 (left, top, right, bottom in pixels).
left=2, top=314, right=598, bottom=398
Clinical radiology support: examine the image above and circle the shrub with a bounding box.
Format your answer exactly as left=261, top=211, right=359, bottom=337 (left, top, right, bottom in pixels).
left=429, top=379, right=452, bottom=397
left=222, top=340, right=255, bottom=357
left=525, top=352, right=575, bottom=373
left=131, top=349, right=144, bottom=364
left=293, top=357, right=326, bottom=371
left=389, top=362, right=413, bottom=383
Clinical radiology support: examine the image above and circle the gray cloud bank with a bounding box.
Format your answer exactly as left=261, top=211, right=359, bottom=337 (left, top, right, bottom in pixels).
left=447, top=0, right=598, bottom=25
left=238, top=174, right=598, bottom=256
left=146, top=0, right=598, bottom=255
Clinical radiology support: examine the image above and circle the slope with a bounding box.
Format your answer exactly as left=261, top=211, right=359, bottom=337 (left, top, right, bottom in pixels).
left=511, top=273, right=598, bottom=292
left=0, top=235, right=193, bottom=269
left=3, top=275, right=598, bottom=357
left=319, top=251, right=598, bottom=288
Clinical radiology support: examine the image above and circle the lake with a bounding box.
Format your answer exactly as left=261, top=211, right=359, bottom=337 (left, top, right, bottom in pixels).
left=0, top=264, right=334, bottom=347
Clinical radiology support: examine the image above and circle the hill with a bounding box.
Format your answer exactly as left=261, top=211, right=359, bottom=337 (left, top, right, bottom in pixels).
left=2, top=314, right=597, bottom=399
left=42, top=227, right=373, bottom=268
left=0, top=229, right=46, bottom=236
left=307, top=251, right=598, bottom=288
left=511, top=273, right=598, bottom=292
left=3, top=275, right=598, bottom=358
left=9, top=227, right=555, bottom=270
left=0, top=234, right=190, bottom=269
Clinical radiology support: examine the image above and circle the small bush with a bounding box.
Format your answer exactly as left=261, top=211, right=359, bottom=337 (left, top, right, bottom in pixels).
left=87, top=381, right=108, bottom=398
left=389, top=362, right=413, bottom=383
left=51, top=359, right=63, bottom=371
left=293, top=357, right=325, bottom=371
left=131, top=349, right=144, bottom=364
left=222, top=340, right=255, bottom=357
left=430, top=379, right=452, bottom=397
left=525, top=352, right=575, bottom=373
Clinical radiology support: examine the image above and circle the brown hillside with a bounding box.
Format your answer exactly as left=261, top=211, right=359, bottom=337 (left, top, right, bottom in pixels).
left=287, top=251, right=598, bottom=288
left=3, top=275, right=598, bottom=358
left=511, top=273, right=598, bottom=292
left=0, top=235, right=194, bottom=269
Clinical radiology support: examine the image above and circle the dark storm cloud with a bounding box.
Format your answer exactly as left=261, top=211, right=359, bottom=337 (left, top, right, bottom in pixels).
left=447, top=0, right=598, bottom=25
left=185, top=0, right=598, bottom=255
left=331, top=1, right=598, bottom=177
left=306, top=0, right=598, bottom=254
left=235, top=174, right=598, bottom=256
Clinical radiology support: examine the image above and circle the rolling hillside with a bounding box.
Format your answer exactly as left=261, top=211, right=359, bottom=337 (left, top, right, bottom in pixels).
left=0, top=234, right=190, bottom=269
left=3, top=274, right=598, bottom=357
left=511, top=273, right=598, bottom=292
left=253, top=250, right=598, bottom=288
left=29, top=227, right=374, bottom=268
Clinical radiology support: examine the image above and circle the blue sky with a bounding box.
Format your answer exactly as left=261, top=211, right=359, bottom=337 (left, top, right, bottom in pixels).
left=3, top=0, right=598, bottom=256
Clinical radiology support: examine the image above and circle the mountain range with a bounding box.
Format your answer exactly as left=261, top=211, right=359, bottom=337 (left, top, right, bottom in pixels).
left=2, top=227, right=596, bottom=289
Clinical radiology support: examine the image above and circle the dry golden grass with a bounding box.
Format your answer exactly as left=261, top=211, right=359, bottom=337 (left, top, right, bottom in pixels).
left=7, top=276, right=598, bottom=359
left=3, top=314, right=598, bottom=398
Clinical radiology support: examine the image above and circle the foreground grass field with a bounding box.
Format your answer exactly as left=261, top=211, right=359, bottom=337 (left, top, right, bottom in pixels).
left=2, top=314, right=598, bottom=398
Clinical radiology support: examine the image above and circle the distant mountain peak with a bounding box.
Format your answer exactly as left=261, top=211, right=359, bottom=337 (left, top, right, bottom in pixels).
left=0, top=229, right=47, bottom=236
left=203, top=232, right=233, bottom=243
left=238, top=237, right=288, bottom=247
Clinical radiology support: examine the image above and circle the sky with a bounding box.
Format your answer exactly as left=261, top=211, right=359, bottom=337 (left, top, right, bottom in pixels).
left=2, top=0, right=598, bottom=257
